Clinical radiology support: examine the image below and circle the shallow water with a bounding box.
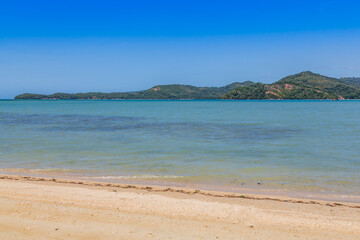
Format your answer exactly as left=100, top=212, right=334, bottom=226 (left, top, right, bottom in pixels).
left=1, top=100, right=360, bottom=199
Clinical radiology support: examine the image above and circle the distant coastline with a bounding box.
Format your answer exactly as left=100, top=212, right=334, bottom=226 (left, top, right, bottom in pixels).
left=15, top=71, right=360, bottom=100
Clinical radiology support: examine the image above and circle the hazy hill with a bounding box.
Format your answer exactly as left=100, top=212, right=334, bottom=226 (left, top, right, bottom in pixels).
left=223, top=71, right=360, bottom=100
left=15, top=81, right=254, bottom=100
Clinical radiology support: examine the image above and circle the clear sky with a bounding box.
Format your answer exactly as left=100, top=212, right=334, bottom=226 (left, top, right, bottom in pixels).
left=1, top=0, right=360, bottom=98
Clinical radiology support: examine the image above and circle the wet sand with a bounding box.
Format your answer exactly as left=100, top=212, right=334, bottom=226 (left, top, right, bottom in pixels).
left=0, top=174, right=359, bottom=240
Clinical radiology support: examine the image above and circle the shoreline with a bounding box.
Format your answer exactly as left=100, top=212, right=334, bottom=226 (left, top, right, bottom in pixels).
left=0, top=173, right=360, bottom=239
left=1, top=168, right=360, bottom=204
left=1, top=173, right=359, bottom=208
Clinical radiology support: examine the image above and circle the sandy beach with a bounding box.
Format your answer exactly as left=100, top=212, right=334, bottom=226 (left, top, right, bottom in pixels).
left=0, top=175, right=359, bottom=240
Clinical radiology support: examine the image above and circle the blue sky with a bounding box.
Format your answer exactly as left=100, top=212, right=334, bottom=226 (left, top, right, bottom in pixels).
left=1, top=0, right=360, bottom=98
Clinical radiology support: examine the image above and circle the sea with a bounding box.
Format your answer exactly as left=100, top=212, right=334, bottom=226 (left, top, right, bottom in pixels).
left=1, top=100, right=359, bottom=202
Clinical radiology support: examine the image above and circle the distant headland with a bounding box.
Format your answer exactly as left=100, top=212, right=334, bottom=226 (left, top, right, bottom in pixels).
left=15, top=71, right=360, bottom=100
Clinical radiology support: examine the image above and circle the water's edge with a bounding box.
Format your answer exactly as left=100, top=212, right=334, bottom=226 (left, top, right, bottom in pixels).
left=1, top=169, right=359, bottom=204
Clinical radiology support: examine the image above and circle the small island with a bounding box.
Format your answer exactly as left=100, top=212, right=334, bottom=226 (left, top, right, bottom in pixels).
left=15, top=71, right=360, bottom=100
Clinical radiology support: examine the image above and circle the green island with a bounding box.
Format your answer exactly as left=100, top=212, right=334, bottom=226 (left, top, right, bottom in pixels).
left=15, top=71, right=360, bottom=100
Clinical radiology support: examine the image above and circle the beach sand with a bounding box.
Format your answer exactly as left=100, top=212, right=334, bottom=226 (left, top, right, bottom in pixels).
left=0, top=175, right=359, bottom=240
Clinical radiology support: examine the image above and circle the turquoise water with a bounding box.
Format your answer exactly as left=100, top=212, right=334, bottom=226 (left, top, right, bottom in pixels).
left=1, top=100, right=360, bottom=199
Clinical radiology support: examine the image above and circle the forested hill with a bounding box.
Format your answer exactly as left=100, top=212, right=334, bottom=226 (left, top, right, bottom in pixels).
left=223, top=71, right=360, bottom=100
left=14, top=81, right=254, bottom=100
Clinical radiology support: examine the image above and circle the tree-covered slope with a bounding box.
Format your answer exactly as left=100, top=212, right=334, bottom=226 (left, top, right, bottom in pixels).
left=223, top=71, right=360, bottom=100
left=15, top=82, right=254, bottom=100
left=340, top=77, right=360, bottom=88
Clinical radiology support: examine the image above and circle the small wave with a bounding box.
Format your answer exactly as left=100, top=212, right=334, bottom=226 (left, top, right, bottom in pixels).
left=28, top=168, right=76, bottom=172
left=0, top=168, right=84, bottom=173
left=85, top=175, right=184, bottom=180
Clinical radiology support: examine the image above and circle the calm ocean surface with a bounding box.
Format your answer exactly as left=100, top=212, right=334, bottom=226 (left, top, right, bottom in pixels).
left=1, top=100, right=360, bottom=200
